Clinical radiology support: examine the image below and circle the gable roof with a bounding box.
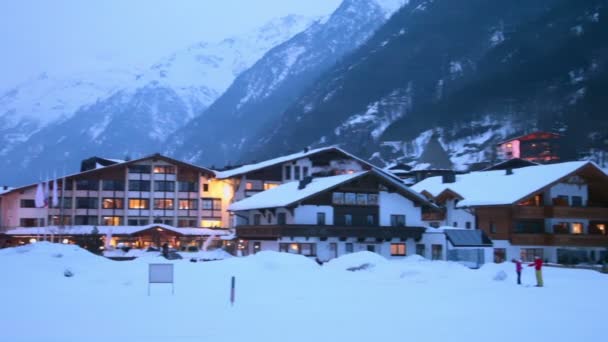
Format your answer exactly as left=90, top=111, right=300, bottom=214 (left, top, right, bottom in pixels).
left=1, top=153, right=214, bottom=196
left=412, top=161, right=606, bottom=207
left=214, top=146, right=374, bottom=179
left=229, top=170, right=434, bottom=212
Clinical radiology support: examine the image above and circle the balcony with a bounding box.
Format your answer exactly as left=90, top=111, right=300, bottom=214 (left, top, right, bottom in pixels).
left=513, top=205, right=608, bottom=220
left=422, top=209, right=445, bottom=221
left=236, top=225, right=426, bottom=240
left=511, top=233, right=608, bottom=247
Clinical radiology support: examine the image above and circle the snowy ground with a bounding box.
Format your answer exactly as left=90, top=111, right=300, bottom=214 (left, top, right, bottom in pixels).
left=1, top=243, right=606, bottom=342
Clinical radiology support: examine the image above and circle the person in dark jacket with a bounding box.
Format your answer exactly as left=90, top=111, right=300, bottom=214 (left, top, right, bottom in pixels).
left=511, top=258, right=523, bottom=285
left=528, top=256, right=544, bottom=287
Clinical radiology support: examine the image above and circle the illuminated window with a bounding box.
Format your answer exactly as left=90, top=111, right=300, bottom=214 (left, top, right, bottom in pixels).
left=571, top=223, right=583, bottom=234
left=128, top=199, right=149, bottom=209
left=597, top=224, right=606, bottom=235
left=264, top=183, right=279, bottom=190
left=201, top=220, right=221, bottom=228
left=178, top=199, right=197, bottom=210
left=246, top=182, right=253, bottom=190
left=102, top=198, right=123, bottom=209
left=279, top=243, right=316, bottom=256
left=153, top=165, right=175, bottom=174
left=154, top=199, right=174, bottom=210
left=506, top=143, right=512, bottom=148
left=102, top=216, right=122, bottom=226
left=390, top=243, right=406, bottom=256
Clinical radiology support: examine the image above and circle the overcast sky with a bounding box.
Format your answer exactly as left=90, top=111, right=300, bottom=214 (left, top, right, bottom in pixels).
left=0, top=0, right=341, bottom=89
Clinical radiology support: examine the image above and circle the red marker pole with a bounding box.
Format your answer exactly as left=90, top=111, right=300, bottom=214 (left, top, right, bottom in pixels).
left=230, top=276, right=236, bottom=306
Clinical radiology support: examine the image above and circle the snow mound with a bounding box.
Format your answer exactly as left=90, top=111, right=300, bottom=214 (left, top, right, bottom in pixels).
left=245, top=251, right=320, bottom=272
left=323, top=251, right=387, bottom=271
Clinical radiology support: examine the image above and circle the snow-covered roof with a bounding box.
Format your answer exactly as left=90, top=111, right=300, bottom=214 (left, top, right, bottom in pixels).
left=412, top=161, right=603, bottom=207
left=229, top=170, right=433, bottom=211
left=3, top=224, right=230, bottom=237
left=0, top=187, right=13, bottom=195
left=214, top=146, right=373, bottom=179
left=229, top=172, right=364, bottom=211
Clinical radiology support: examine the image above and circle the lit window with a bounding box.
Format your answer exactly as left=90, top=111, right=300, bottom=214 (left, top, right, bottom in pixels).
left=390, top=243, right=406, bottom=256
left=102, top=198, right=123, bottom=209
left=246, top=182, right=253, bottom=190
left=128, top=199, right=149, bottom=209
left=154, top=199, right=174, bottom=210
left=571, top=223, right=583, bottom=234
left=153, top=165, right=175, bottom=174
left=102, top=216, right=121, bottom=226
left=201, top=220, right=221, bottom=228
left=264, top=183, right=278, bottom=190
left=178, top=199, right=197, bottom=210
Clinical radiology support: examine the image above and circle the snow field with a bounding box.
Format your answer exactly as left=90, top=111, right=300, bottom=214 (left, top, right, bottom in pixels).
left=0, top=242, right=606, bottom=342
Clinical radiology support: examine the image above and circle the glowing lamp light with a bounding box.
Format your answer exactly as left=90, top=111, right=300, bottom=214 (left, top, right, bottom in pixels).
left=29, top=238, right=37, bottom=244
left=62, top=239, right=69, bottom=244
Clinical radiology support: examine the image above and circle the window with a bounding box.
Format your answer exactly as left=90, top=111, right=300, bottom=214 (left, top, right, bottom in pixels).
left=366, top=215, right=375, bottom=226
left=202, top=183, right=209, bottom=192
left=453, top=222, right=458, bottom=227
left=128, top=165, right=151, bottom=173
left=330, top=243, right=338, bottom=258
left=284, top=165, right=291, bottom=180
left=431, top=244, right=443, bottom=260
left=178, top=199, right=197, bottom=210
left=267, top=215, right=272, bottom=224
left=416, top=244, right=425, bottom=257
left=390, top=243, right=406, bottom=256
left=102, top=198, right=124, bottom=209
left=49, top=215, right=70, bottom=226
left=154, top=199, right=174, bottom=210
left=253, top=241, right=261, bottom=254
left=74, top=216, right=98, bottom=225
left=465, top=221, right=472, bottom=229
left=368, top=194, right=379, bottom=205
left=245, top=182, right=253, bottom=190
left=489, top=221, right=496, bottom=234
left=589, top=223, right=606, bottom=235
left=178, top=181, right=197, bottom=192
left=317, top=212, right=326, bottom=225
left=128, top=218, right=149, bottom=226
left=277, top=212, right=287, bottom=225
left=554, top=195, right=569, bottom=206
left=390, top=215, right=405, bottom=227
left=344, top=214, right=353, bottom=226
left=494, top=248, right=506, bottom=263
left=294, top=166, right=301, bottom=180
left=345, top=243, right=354, bottom=254
left=153, top=165, right=175, bottom=174
left=202, top=198, right=221, bottom=210
left=76, top=197, right=98, bottom=209
left=279, top=243, right=316, bottom=257
left=571, top=222, right=583, bottom=234
left=129, top=180, right=150, bottom=191
left=344, top=193, right=356, bottom=205
left=154, top=181, right=175, bottom=192
left=366, top=245, right=376, bottom=252
left=571, top=196, right=583, bottom=207
left=177, top=219, right=197, bottom=227
left=201, top=220, right=221, bottom=228
left=76, top=179, right=98, bottom=191
left=102, top=216, right=122, bottom=226
left=129, top=199, right=149, bottom=209
left=102, top=180, right=124, bottom=191
left=264, top=183, right=279, bottom=190
left=520, top=248, right=543, bottom=262
left=357, top=193, right=368, bottom=205
left=20, top=199, right=36, bottom=208
left=59, top=197, right=72, bottom=209
left=20, top=218, right=41, bottom=227
left=553, top=222, right=569, bottom=234
left=302, top=167, right=309, bottom=177
left=332, top=192, right=344, bottom=204
left=514, top=220, right=544, bottom=233
left=253, top=214, right=261, bottom=225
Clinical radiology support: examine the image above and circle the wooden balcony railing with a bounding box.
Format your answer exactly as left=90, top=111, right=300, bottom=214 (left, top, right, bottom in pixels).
left=511, top=233, right=608, bottom=247
left=236, top=225, right=426, bottom=240
left=513, top=205, right=608, bottom=219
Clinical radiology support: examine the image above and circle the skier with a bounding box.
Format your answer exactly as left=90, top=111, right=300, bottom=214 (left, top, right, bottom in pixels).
left=511, top=258, right=523, bottom=285
left=528, top=256, right=544, bottom=287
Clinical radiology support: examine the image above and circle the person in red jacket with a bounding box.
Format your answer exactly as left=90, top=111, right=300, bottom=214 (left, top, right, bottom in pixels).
left=528, top=256, right=544, bottom=287
left=511, top=258, right=523, bottom=285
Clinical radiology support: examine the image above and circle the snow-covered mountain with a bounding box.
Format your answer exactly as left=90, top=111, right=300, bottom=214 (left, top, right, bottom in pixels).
left=247, top=0, right=608, bottom=170
left=0, top=15, right=315, bottom=184
left=168, top=0, right=408, bottom=167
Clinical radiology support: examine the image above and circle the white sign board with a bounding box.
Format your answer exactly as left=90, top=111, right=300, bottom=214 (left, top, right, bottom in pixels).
left=148, top=263, right=174, bottom=295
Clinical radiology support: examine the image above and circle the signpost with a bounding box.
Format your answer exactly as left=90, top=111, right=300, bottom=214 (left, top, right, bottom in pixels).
left=230, top=276, right=236, bottom=306
left=148, top=263, right=174, bottom=295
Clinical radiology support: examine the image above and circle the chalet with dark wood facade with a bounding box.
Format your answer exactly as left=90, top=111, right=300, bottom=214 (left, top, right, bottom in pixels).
left=413, top=161, right=608, bottom=263
left=497, top=131, right=562, bottom=163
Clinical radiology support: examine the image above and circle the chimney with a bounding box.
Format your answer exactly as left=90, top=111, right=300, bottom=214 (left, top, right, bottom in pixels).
left=298, top=176, right=313, bottom=190
left=303, top=147, right=309, bottom=153
left=506, top=168, right=513, bottom=175
left=442, top=173, right=456, bottom=184
left=2, top=185, right=7, bottom=190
